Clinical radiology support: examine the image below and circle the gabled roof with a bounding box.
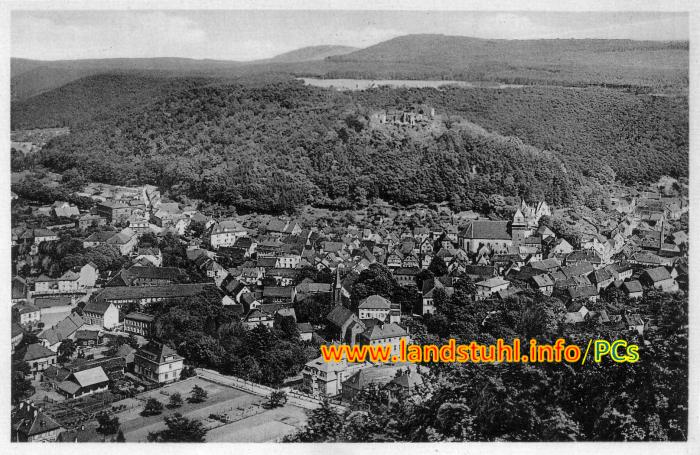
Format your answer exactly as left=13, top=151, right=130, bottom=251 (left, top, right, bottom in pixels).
left=59, top=270, right=80, bottom=281
left=592, top=268, right=614, bottom=284
left=263, top=286, right=294, bottom=298
left=83, top=300, right=114, bottom=315
left=212, top=219, right=245, bottom=234
left=296, top=322, right=314, bottom=333
left=476, top=277, right=510, bottom=289
left=94, top=283, right=212, bottom=302
left=623, top=280, right=643, bottom=293
left=643, top=266, right=672, bottom=282
left=12, top=403, right=62, bottom=437
left=13, top=302, right=39, bottom=315
left=531, top=274, right=555, bottom=287
left=137, top=341, right=183, bottom=364
left=125, top=312, right=155, bottom=322
left=39, top=313, right=84, bottom=346
left=12, top=322, right=24, bottom=338
left=343, top=366, right=398, bottom=391
left=391, top=369, right=423, bottom=390
left=358, top=295, right=391, bottom=310
left=71, top=366, right=109, bottom=387
left=21, top=343, right=56, bottom=361
left=567, top=285, right=598, bottom=300
left=561, top=262, right=594, bottom=279
left=327, top=305, right=355, bottom=328
left=362, top=322, right=408, bottom=341
left=459, top=220, right=511, bottom=240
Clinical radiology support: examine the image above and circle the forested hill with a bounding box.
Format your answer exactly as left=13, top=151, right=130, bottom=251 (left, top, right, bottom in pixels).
left=37, top=80, right=578, bottom=213
left=265, top=45, right=358, bottom=63
left=12, top=35, right=689, bottom=101
left=327, top=35, right=689, bottom=90
left=349, top=86, right=688, bottom=185
left=11, top=74, right=226, bottom=129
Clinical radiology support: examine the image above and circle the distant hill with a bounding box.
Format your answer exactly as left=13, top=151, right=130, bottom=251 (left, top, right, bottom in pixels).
left=10, top=57, right=245, bottom=101
left=326, top=34, right=689, bottom=90
left=12, top=35, right=689, bottom=100
left=11, top=73, right=224, bottom=129
left=266, top=45, right=358, bottom=63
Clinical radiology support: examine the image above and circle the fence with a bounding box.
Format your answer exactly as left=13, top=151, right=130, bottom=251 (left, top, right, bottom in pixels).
left=196, top=368, right=346, bottom=412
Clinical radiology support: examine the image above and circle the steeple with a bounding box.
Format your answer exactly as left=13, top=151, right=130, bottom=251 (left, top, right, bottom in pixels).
left=333, top=267, right=342, bottom=304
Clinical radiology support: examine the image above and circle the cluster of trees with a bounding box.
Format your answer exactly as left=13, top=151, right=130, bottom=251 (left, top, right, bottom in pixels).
left=147, top=289, right=316, bottom=386
left=349, top=264, right=422, bottom=315
left=287, top=289, right=688, bottom=441
left=37, top=81, right=582, bottom=214
left=12, top=176, right=94, bottom=210
left=11, top=360, right=33, bottom=406
left=25, top=79, right=686, bottom=215
left=22, top=234, right=126, bottom=278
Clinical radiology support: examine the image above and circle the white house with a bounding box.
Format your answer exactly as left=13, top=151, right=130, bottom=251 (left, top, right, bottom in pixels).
left=78, top=262, right=100, bottom=288
left=82, top=300, right=119, bottom=329
left=475, top=277, right=510, bottom=300
left=210, top=220, right=247, bottom=249
left=358, top=295, right=392, bottom=321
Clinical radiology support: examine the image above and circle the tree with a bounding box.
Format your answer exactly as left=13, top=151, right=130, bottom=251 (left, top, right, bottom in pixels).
left=428, top=256, right=449, bottom=277
left=11, top=361, right=33, bottom=405
left=96, top=412, right=120, bottom=435
left=128, top=334, right=139, bottom=349
left=188, top=385, right=208, bottom=403
left=180, top=365, right=197, bottom=379
left=147, top=413, right=207, bottom=442
left=264, top=390, right=288, bottom=409
left=350, top=264, right=396, bottom=310
left=57, top=339, right=77, bottom=362
left=168, top=392, right=184, bottom=409
left=116, top=429, right=126, bottom=442
left=274, top=314, right=299, bottom=340
left=141, top=398, right=164, bottom=417
left=284, top=399, right=344, bottom=442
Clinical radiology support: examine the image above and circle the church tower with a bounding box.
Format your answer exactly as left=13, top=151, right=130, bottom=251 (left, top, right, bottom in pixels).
left=333, top=267, right=343, bottom=304
left=511, top=209, right=530, bottom=247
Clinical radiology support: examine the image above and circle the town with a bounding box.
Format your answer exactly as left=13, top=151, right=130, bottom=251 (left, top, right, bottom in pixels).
left=10, top=161, right=689, bottom=442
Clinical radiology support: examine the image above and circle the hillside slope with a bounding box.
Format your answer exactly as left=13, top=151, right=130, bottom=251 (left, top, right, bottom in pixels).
left=11, top=73, right=228, bottom=129
left=12, top=35, right=689, bottom=100
left=37, top=80, right=578, bottom=213
left=10, top=57, right=245, bottom=101
left=327, top=34, right=688, bottom=90
left=266, top=45, right=358, bottom=63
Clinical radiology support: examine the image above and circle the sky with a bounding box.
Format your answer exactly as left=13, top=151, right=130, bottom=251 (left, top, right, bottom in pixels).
left=11, top=10, right=690, bottom=61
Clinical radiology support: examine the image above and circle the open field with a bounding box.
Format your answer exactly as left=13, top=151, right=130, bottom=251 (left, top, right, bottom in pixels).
left=114, top=377, right=307, bottom=442
left=299, top=77, right=523, bottom=90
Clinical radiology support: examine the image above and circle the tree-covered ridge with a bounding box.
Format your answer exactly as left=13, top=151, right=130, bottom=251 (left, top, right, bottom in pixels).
left=325, top=35, right=688, bottom=91
left=11, top=73, right=221, bottom=129
left=38, top=81, right=580, bottom=213
left=352, top=85, right=689, bottom=185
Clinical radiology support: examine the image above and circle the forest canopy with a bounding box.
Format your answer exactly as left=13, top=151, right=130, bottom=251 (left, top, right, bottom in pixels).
left=28, top=78, right=687, bottom=213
